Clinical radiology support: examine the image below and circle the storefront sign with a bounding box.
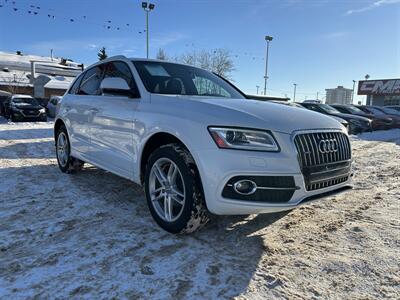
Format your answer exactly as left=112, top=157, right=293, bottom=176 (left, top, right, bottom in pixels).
left=358, top=79, right=400, bottom=96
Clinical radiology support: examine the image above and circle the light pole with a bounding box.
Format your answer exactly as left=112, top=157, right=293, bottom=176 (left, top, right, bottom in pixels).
left=142, top=2, right=155, bottom=59
left=351, top=80, right=356, bottom=103
left=293, top=83, right=297, bottom=102
left=256, top=85, right=260, bottom=95
left=263, top=35, right=273, bottom=96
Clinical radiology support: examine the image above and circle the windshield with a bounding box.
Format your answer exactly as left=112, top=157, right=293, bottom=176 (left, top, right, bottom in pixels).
left=380, top=107, right=400, bottom=115
left=346, top=105, right=364, bottom=114
left=367, top=107, right=385, bottom=115
left=12, top=97, right=39, bottom=105
left=133, top=61, right=245, bottom=99
left=319, top=104, right=341, bottom=114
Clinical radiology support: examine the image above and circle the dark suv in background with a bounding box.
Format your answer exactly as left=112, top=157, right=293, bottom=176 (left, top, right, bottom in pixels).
left=330, top=104, right=392, bottom=130
left=298, top=102, right=371, bottom=134
left=4, top=95, right=47, bottom=122
left=355, top=105, right=400, bottom=129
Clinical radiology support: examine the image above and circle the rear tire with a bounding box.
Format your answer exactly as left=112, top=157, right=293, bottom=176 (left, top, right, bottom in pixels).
left=55, top=125, right=84, bottom=173
left=144, top=144, right=210, bottom=234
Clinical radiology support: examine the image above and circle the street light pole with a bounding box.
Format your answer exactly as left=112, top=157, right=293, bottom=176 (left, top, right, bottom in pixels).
left=264, top=35, right=273, bottom=96
left=142, top=2, right=155, bottom=59
left=256, top=85, right=260, bottom=95
left=352, top=80, right=356, bottom=104
left=293, top=83, right=297, bottom=102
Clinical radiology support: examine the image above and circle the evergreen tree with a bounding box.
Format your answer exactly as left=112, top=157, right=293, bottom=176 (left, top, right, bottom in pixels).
left=98, top=47, right=108, bottom=61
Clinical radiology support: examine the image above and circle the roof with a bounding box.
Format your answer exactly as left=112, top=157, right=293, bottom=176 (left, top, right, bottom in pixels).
left=0, top=69, right=74, bottom=90
left=11, top=94, right=33, bottom=99
left=0, top=51, right=82, bottom=78
left=44, top=76, right=74, bottom=89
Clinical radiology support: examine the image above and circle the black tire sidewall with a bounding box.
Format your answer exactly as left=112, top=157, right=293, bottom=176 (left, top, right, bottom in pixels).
left=144, top=145, right=199, bottom=233
left=55, top=126, right=72, bottom=173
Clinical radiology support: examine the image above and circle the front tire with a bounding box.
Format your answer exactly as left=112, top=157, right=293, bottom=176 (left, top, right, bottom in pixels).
left=55, top=125, right=84, bottom=173
left=144, top=144, right=210, bottom=234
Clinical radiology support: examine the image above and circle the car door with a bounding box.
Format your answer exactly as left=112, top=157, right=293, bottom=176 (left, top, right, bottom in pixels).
left=66, top=64, right=105, bottom=155
left=89, top=60, right=140, bottom=179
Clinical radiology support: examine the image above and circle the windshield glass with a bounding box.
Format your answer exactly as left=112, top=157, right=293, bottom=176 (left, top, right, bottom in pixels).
left=133, top=61, right=245, bottom=99
left=319, top=104, right=340, bottom=114
left=346, top=105, right=364, bottom=113
left=381, top=107, right=400, bottom=115
left=12, top=97, right=39, bottom=105
left=368, top=107, right=385, bottom=115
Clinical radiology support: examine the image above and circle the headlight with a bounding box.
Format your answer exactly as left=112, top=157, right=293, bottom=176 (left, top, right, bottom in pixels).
left=39, top=108, right=46, bottom=113
left=208, top=127, right=280, bottom=152
left=349, top=119, right=362, bottom=126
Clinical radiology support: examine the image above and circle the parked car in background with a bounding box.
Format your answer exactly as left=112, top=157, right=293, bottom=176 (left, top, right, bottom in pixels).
left=47, top=96, right=62, bottom=118
left=330, top=104, right=392, bottom=130
left=385, top=105, right=400, bottom=112
left=355, top=105, right=400, bottom=129
left=298, top=102, right=371, bottom=134
left=273, top=101, right=349, bottom=132
left=54, top=56, right=353, bottom=233
left=0, top=90, right=11, bottom=117
left=4, top=95, right=47, bottom=122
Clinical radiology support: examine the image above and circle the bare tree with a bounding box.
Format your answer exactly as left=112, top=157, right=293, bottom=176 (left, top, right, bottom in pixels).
left=156, top=48, right=235, bottom=79
left=156, top=48, right=168, bottom=61
left=98, top=47, right=108, bottom=61
left=0, top=71, right=28, bottom=95
left=178, top=50, right=197, bottom=66
left=210, top=48, right=235, bottom=78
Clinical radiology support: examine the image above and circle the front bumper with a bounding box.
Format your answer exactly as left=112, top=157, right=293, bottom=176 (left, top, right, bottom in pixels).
left=12, top=110, right=47, bottom=121
left=192, top=131, right=352, bottom=215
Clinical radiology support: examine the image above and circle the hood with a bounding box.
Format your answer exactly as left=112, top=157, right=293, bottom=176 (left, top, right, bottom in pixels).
left=13, top=103, right=42, bottom=110
left=326, top=111, right=371, bottom=122
left=162, top=96, right=343, bottom=134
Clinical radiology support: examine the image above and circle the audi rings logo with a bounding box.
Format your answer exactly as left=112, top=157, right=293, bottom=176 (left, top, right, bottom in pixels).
left=318, top=139, right=338, bottom=153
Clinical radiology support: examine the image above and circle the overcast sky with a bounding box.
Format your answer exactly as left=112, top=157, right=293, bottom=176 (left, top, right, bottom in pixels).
left=0, top=0, right=399, bottom=102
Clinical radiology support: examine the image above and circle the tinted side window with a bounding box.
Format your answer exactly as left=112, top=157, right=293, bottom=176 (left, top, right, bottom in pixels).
left=103, top=62, right=139, bottom=97
left=307, top=105, right=318, bottom=111
left=335, top=107, right=347, bottom=113
left=78, top=65, right=105, bottom=96
left=68, top=73, right=84, bottom=94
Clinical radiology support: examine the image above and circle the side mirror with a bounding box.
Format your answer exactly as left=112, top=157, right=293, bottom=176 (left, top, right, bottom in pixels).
left=100, top=77, right=133, bottom=97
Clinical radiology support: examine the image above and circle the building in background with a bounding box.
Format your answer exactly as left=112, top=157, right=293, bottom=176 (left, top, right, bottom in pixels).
left=358, top=78, right=400, bottom=106
left=325, top=86, right=353, bottom=105
left=0, top=51, right=83, bottom=105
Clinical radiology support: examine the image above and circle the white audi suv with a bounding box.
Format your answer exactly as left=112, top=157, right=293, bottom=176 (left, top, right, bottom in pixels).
left=54, top=56, right=352, bottom=233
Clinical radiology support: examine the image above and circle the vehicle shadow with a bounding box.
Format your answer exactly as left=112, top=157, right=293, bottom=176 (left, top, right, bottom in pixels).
left=0, top=162, right=290, bottom=299
left=0, top=141, right=54, bottom=159
left=0, top=128, right=53, bottom=140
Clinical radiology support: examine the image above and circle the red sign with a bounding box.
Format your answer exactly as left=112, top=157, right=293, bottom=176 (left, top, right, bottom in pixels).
left=358, top=79, right=400, bottom=96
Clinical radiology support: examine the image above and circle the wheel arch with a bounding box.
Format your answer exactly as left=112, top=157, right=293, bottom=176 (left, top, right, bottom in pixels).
left=54, top=118, right=66, bottom=141
left=139, top=132, right=200, bottom=185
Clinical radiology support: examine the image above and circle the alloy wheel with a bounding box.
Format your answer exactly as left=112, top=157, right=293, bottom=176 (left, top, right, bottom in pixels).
left=57, top=132, right=69, bottom=167
left=149, top=158, right=186, bottom=222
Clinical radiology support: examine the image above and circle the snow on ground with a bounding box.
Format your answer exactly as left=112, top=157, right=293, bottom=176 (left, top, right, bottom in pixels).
left=0, top=119, right=399, bottom=299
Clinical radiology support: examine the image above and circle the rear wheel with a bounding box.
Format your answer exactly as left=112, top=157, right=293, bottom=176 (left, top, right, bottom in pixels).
left=55, top=125, right=84, bottom=173
left=144, top=144, right=210, bottom=233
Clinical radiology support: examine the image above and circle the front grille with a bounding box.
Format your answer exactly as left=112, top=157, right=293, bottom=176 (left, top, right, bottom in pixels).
left=21, top=110, right=40, bottom=116
left=294, top=131, right=351, bottom=191
left=307, top=175, right=349, bottom=191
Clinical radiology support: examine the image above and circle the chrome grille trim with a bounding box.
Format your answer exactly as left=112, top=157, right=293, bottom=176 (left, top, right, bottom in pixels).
left=293, top=130, right=352, bottom=191
left=294, top=131, right=351, bottom=168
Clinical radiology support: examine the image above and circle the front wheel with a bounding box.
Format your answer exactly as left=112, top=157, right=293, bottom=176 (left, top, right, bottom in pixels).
left=55, top=125, right=84, bottom=173
left=144, top=144, right=210, bottom=234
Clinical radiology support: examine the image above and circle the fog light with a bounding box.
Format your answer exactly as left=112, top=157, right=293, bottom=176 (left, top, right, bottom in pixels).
left=233, top=180, right=257, bottom=195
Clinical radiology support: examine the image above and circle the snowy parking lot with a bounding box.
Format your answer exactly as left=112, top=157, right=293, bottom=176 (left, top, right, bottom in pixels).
left=0, top=119, right=399, bottom=299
